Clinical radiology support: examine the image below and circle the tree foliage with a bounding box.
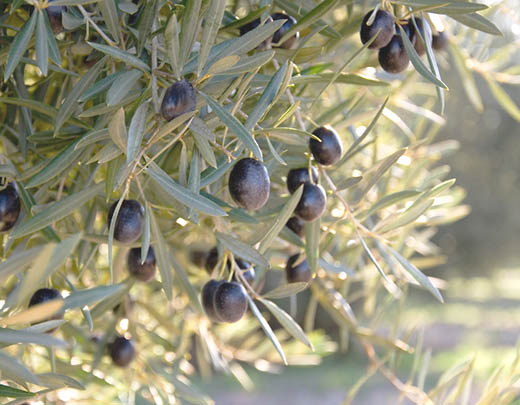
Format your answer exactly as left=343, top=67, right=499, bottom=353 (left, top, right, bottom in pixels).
left=0, top=0, right=519, bottom=403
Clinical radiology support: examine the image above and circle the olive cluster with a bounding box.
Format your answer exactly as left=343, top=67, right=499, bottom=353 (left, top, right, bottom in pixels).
left=239, top=12, right=299, bottom=50
left=360, top=9, right=448, bottom=74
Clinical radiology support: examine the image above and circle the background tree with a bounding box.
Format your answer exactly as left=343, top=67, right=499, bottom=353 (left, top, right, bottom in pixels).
left=0, top=0, right=518, bottom=403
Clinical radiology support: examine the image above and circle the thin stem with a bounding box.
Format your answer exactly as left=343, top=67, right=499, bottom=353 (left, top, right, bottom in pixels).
left=78, top=5, right=117, bottom=47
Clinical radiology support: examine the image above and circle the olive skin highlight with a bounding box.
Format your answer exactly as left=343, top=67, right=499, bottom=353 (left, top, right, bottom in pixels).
left=286, top=167, right=319, bottom=194
left=286, top=254, right=312, bottom=283
left=160, top=80, right=197, bottom=122
left=228, top=158, right=270, bottom=211
left=109, top=336, right=136, bottom=367
left=310, top=126, right=343, bottom=166
left=107, top=200, right=144, bottom=244
left=213, top=281, right=248, bottom=323
left=360, top=10, right=395, bottom=50
left=127, top=247, right=157, bottom=282
left=295, top=183, right=327, bottom=222
left=0, top=182, right=21, bottom=232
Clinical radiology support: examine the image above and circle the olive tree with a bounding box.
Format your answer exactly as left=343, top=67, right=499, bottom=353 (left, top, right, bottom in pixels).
left=0, top=0, right=518, bottom=403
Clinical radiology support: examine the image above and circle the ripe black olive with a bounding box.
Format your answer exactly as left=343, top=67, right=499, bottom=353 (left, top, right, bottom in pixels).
left=432, top=31, right=448, bottom=51
left=46, top=1, right=64, bottom=34
left=295, top=183, right=326, bottom=222
left=239, top=16, right=274, bottom=49
left=286, top=216, right=305, bottom=237
left=160, top=80, right=197, bottom=122
left=107, top=200, right=144, bottom=244
left=378, top=31, right=410, bottom=74
left=285, top=253, right=312, bottom=283
left=109, top=336, right=135, bottom=367
left=213, top=281, right=248, bottom=323
left=28, top=288, right=64, bottom=332
left=360, top=9, right=395, bottom=50
left=127, top=246, right=156, bottom=282
left=309, top=126, right=343, bottom=166
left=201, top=279, right=224, bottom=321
left=286, top=167, right=319, bottom=194
left=0, top=182, right=21, bottom=232
left=271, top=12, right=299, bottom=49
left=228, top=158, right=270, bottom=211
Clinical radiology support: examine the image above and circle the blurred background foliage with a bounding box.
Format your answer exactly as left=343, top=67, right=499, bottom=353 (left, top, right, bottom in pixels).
left=1, top=0, right=520, bottom=404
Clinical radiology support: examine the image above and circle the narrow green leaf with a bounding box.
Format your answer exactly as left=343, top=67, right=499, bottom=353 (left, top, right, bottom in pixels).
left=4, top=11, right=37, bottom=81
left=11, top=183, right=104, bottom=239
left=363, top=189, right=421, bottom=218
left=55, top=57, right=107, bottom=135
left=36, top=373, right=85, bottom=390
left=0, top=384, right=34, bottom=399
left=277, top=0, right=339, bottom=45
left=87, top=42, right=149, bottom=71
left=43, top=9, right=61, bottom=65
left=339, top=97, right=389, bottom=166
left=449, top=43, right=483, bottom=112
left=451, top=12, right=501, bottom=36
left=36, top=10, right=49, bottom=76
left=485, top=76, right=520, bottom=121
left=137, top=0, right=158, bottom=54
left=106, top=69, right=143, bottom=106
left=216, top=232, right=269, bottom=268
left=152, top=111, right=195, bottom=143
left=79, top=71, right=124, bottom=102
left=192, top=130, right=217, bottom=168
left=291, top=73, right=388, bottom=87
left=179, top=0, right=201, bottom=68
left=0, top=246, right=44, bottom=283
left=63, top=284, right=125, bottom=310
left=149, top=209, right=173, bottom=300
left=198, top=0, right=226, bottom=75
left=245, top=61, right=288, bottom=130
left=258, top=186, right=303, bottom=254
left=220, top=51, right=274, bottom=75
left=75, top=128, right=110, bottom=149
left=108, top=109, right=127, bottom=152
left=262, top=282, right=308, bottom=299
left=126, top=101, right=148, bottom=163
left=13, top=234, right=81, bottom=307
left=146, top=162, right=227, bottom=216
left=141, top=203, right=150, bottom=264
left=305, top=218, right=320, bottom=274
left=48, top=0, right=100, bottom=5
left=170, top=251, right=203, bottom=312
left=245, top=294, right=287, bottom=365
left=98, top=0, right=120, bottom=43
left=0, top=351, right=39, bottom=385
left=399, top=25, right=448, bottom=89
left=260, top=298, right=313, bottom=349
left=392, top=0, right=488, bottom=14
left=26, top=141, right=83, bottom=188
left=0, top=328, right=67, bottom=348
left=199, top=92, right=262, bottom=160
left=389, top=247, right=444, bottom=303
left=165, top=14, right=181, bottom=78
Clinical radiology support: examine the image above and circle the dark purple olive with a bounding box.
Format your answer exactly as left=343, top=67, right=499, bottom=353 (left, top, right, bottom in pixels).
left=286, top=167, right=319, bottom=194
left=213, top=281, right=248, bottom=323
left=0, top=182, right=21, bottom=232
left=239, top=16, right=274, bottom=49
left=109, top=336, right=135, bottom=367
left=228, top=158, right=270, bottom=211
left=201, top=279, right=224, bottom=321
left=160, top=80, right=197, bottom=122
left=286, top=216, right=305, bottom=237
left=295, top=183, right=326, bottom=222
left=285, top=253, right=312, bottom=283
left=271, top=12, right=299, bottom=49
left=360, top=9, right=395, bottom=50
left=432, top=31, right=448, bottom=51
left=378, top=32, right=409, bottom=74
left=28, top=288, right=64, bottom=332
left=310, top=126, right=343, bottom=166
left=127, top=246, right=156, bottom=282
left=46, top=1, right=64, bottom=34
left=107, top=200, right=144, bottom=243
